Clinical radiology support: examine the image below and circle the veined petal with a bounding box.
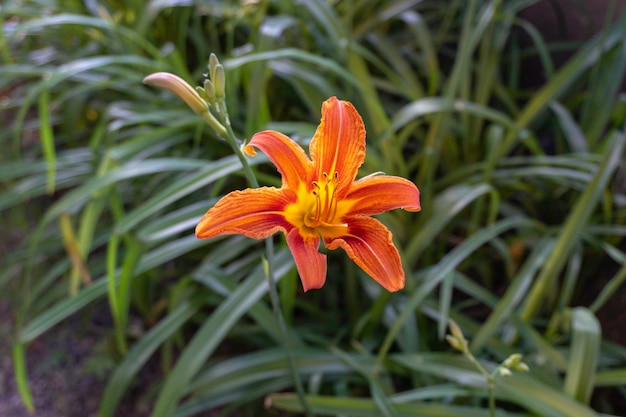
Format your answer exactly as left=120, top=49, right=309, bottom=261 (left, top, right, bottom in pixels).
left=309, top=97, right=366, bottom=196
left=286, top=228, right=327, bottom=291
left=245, top=131, right=313, bottom=190
left=346, top=175, right=421, bottom=216
left=325, top=217, right=405, bottom=292
left=196, top=187, right=295, bottom=239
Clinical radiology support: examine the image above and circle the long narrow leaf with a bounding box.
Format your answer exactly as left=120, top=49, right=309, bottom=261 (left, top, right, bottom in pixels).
left=520, top=130, right=626, bottom=322
left=563, top=307, right=601, bottom=404
left=98, top=299, right=203, bottom=417
left=151, top=249, right=294, bottom=417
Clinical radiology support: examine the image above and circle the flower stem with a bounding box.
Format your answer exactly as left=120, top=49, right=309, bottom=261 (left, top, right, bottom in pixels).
left=460, top=346, right=496, bottom=417
left=213, top=99, right=313, bottom=417
left=262, top=238, right=313, bottom=417
left=216, top=105, right=258, bottom=187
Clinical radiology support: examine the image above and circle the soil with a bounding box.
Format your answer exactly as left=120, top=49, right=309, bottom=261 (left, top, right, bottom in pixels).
left=0, top=302, right=147, bottom=417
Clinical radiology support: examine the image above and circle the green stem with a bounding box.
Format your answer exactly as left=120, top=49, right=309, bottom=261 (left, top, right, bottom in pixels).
left=218, top=105, right=258, bottom=187
left=461, top=346, right=496, bottom=417
left=488, top=383, right=495, bottom=417
left=199, top=111, right=228, bottom=143
left=0, top=11, right=13, bottom=65
left=211, top=99, right=313, bottom=417
left=263, top=238, right=313, bottom=417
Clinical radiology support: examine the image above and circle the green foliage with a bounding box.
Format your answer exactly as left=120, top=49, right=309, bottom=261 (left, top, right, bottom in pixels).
left=2, top=0, right=626, bottom=416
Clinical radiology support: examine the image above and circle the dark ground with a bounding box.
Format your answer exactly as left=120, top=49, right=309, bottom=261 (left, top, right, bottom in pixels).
left=0, top=302, right=148, bottom=417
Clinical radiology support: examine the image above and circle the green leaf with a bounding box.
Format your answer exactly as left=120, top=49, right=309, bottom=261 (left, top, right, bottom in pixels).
left=379, top=217, right=538, bottom=363
left=42, top=158, right=211, bottom=224
left=98, top=299, right=203, bottom=417
left=563, top=307, right=600, bottom=404
left=393, top=353, right=599, bottom=417
left=150, top=249, right=294, bottom=417
left=267, top=393, right=525, bottom=417
left=470, top=239, right=556, bottom=352
left=520, top=130, right=626, bottom=322
left=392, top=98, right=516, bottom=132
left=500, top=21, right=626, bottom=155
left=12, top=342, right=34, bottom=413
left=405, top=183, right=496, bottom=260
left=37, top=88, right=56, bottom=194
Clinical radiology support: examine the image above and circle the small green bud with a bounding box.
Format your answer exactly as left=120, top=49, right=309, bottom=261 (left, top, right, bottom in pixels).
left=209, top=53, right=220, bottom=82
left=204, top=79, right=216, bottom=100
left=512, top=362, right=529, bottom=372
left=445, top=335, right=460, bottom=350
left=498, top=367, right=512, bottom=377
left=502, top=353, right=529, bottom=373
left=214, top=64, right=225, bottom=98
left=445, top=335, right=466, bottom=352
left=449, top=320, right=466, bottom=344
left=503, top=353, right=523, bottom=368
left=195, top=86, right=209, bottom=102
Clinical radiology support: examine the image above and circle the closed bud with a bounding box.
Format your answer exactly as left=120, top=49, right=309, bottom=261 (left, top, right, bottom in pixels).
left=195, top=86, right=209, bottom=102
left=204, top=79, right=216, bottom=100
left=445, top=335, right=465, bottom=352
left=449, top=320, right=466, bottom=344
left=209, top=53, right=220, bottom=82
left=214, top=64, right=225, bottom=98
left=513, top=362, right=529, bottom=372
left=503, top=353, right=523, bottom=368
left=144, top=72, right=208, bottom=115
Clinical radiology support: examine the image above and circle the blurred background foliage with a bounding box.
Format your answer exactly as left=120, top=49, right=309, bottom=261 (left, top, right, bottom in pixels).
left=2, top=0, right=626, bottom=416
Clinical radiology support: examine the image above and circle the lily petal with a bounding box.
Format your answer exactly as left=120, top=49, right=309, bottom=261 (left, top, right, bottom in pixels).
left=309, top=97, right=366, bottom=196
left=246, top=131, right=313, bottom=191
left=286, top=228, right=327, bottom=291
left=346, top=175, right=421, bottom=216
left=196, top=187, right=295, bottom=239
left=325, top=216, right=405, bottom=292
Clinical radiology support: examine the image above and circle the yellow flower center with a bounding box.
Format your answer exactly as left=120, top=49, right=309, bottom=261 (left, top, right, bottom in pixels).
left=284, top=172, right=349, bottom=238
left=305, top=172, right=339, bottom=228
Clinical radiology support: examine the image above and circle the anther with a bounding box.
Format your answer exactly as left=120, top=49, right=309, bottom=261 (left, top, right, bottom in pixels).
left=308, top=171, right=341, bottom=227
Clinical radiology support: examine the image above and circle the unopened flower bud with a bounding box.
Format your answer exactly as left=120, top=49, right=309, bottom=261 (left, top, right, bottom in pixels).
left=144, top=72, right=208, bottom=115
left=195, top=86, right=209, bottom=102
left=446, top=335, right=466, bottom=352
left=513, top=362, right=529, bottom=372
left=214, top=64, right=225, bottom=98
left=449, top=320, right=466, bottom=344
left=503, top=353, right=523, bottom=368
left=498, top=367, right=512, bottom=377
left=502, top=353, right=529, bottom=373
left=209, top=53, right=220, bottom=83
left=203, top=79, right=216, bottom=100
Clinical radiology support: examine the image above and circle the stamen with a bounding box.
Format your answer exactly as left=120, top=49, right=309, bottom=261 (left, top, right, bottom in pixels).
left=323, top=182, right=330, bottom=219
left=308, top=171, right=341, bottom=227
left=311, top=188, right=320, bottom=222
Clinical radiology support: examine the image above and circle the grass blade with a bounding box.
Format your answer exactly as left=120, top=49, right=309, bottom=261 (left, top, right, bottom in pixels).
left=12, top=342, right=34, bottom=413
left=38, top=88, right=56, bottom=194
left=563, top=307, right=600, bottom=404
left=393, top=353, right=599, bottom=417
left=98, top=299, right=203, bottom=417
left=267, top=392, right=524, bottom=417
left=520, top=130, right=626, bottom=322
left=150, top=249, right=294, bottom=417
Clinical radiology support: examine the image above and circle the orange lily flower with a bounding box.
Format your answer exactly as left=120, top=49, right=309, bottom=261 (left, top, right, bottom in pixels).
left=196, top=97, right=420, bottom=292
